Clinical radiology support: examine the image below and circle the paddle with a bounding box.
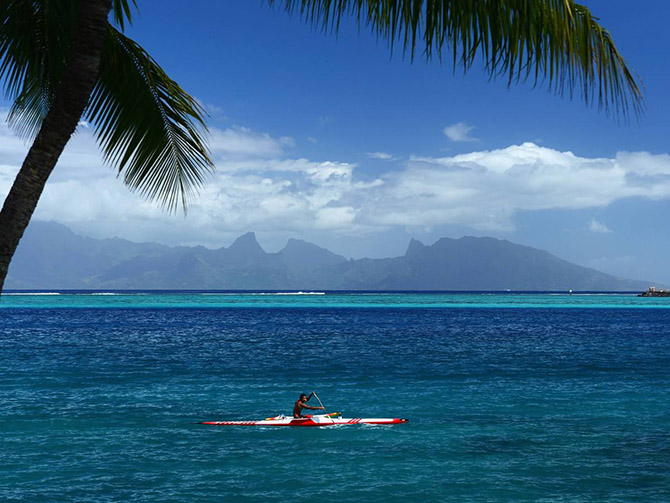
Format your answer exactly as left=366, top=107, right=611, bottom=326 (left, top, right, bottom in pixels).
left=311, top=392, right=342, bottom=417
left=312, top=391, right=326, bottom=413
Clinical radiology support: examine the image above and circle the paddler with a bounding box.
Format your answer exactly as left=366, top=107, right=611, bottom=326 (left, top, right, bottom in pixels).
left=293, top=391, right=325, bottom=418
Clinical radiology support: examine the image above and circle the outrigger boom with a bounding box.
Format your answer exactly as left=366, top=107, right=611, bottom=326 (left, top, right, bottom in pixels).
left=199, top=412, right=408, bottom=427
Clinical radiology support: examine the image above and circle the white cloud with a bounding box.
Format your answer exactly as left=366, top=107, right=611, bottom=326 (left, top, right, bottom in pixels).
left=204, top=103, right=224, bottom=116
left=3, top=111, right=670, bottom=249
left=366, top=151, right=395, bottom=160
left=359, top=142, right=670, bottom=232
left=209, top=126, right=294, bottom=159
left=315, top=206, right=356, bottom=229
left=443, top=122, right=478, bottom=142
left=588, top=219, right=612, bottom=233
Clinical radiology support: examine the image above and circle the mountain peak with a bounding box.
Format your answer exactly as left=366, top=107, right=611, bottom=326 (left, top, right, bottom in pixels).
left=284, top=237, right=312, bottom=250
left=228, top=232, right=265, bottom=256
left=279, top=238, right=346, bottom=268
left=405, top=238, right=425, bottom=256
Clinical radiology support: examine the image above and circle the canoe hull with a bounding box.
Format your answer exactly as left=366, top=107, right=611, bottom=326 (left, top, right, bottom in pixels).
left=199, top=414, right=408, bottom=427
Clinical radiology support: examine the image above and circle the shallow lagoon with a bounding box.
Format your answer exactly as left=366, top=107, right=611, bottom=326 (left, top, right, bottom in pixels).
left=2, top=290, right=669, bottom=309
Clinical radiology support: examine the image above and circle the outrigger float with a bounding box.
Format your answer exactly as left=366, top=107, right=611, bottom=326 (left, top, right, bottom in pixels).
left=199, top=412, right=408, bottom=427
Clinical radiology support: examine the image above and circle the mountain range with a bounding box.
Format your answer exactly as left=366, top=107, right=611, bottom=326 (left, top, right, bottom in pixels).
left=4, top=221, right=651, bottom=291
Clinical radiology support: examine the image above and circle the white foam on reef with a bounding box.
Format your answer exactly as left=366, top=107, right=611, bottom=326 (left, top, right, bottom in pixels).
left=4, top=292, right=61, bottom=295
left=199, top=292, right=326, bottom=295
left=255, top=292, right=326, bottom=296
left=198, top=292, right=326, bottom=296
left=86, top=292, right=147, bottom=295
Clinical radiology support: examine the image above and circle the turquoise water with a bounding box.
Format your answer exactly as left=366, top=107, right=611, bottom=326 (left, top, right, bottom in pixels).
left=2, top=292, right=670, bottom=502
left=2, top=290, right=668, bottom=309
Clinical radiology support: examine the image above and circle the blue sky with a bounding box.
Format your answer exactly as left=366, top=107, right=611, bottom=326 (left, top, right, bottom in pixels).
left=2, top=1, right=670, bottom=283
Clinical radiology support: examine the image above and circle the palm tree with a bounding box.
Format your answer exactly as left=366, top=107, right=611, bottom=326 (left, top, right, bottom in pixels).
left=0, top=0, right=212, bottom=292
left=0, top=0, right=642, bottom=292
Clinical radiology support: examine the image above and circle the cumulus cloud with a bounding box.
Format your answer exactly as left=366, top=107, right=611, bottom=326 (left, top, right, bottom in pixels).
left=362, top=142, right=670, bottom=232
left=2, top=112, right=670, bottom=248
left=203, top=103, right=225, bottom=117
left=366, top=151, right=395, bottom=160
left=588, top=219, right=612, bottom=233
left=0, top=117, right=363, bottom=245
left=443, top=122, right=478, bottom=142
left=209, top=126, right=294, bottom=159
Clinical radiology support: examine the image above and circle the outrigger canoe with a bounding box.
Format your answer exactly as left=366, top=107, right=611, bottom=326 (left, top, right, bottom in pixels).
left=199, top=412, right=408, bottom=427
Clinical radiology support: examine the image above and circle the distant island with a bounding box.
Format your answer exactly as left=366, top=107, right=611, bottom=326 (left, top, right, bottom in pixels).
left=5, top=221, right=654, bottom=291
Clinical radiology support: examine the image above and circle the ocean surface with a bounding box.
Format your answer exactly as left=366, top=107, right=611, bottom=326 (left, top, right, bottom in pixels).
left=2, top=291, right=669, bottom=502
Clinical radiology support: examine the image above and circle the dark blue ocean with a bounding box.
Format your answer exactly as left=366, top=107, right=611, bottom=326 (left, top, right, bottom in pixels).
left=2, top=292, right=670, bottom=502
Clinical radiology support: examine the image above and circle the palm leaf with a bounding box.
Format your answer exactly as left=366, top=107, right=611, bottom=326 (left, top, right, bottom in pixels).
left=86, top=26, right=213, bottom=212
left=111, top=0, right=138, bottom=31
left=1, top=0, right=139, bottom=139
left=270, top=0, right=643, bottom=119
left=0, top=0, right=77, bottom=139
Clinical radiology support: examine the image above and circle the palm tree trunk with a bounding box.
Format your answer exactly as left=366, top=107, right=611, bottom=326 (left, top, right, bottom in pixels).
left=0, top=0, right=112, bottom=293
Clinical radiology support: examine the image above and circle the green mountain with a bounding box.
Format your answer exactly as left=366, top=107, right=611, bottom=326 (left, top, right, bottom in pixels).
left=5, top=221, right=651, bottom=291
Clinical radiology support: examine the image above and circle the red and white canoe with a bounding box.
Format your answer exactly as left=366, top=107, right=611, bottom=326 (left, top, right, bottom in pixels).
left=199, top=412, right=408, bottom=427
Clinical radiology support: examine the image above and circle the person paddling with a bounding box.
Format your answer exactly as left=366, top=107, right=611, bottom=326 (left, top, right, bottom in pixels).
left=293, top=391, right=324, bottom=418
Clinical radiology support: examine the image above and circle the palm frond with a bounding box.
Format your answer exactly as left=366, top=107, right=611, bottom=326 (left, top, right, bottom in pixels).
left=86, top=26, right=213, bottom=213
left=0, top=0, right=137, bottom=139
left=111, top=0, right=137, bottom=31
left=270, top=0, right=643, bottom=119
left=0, top=0, right=77, bottom=138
